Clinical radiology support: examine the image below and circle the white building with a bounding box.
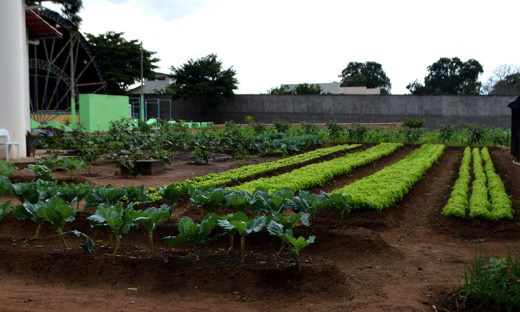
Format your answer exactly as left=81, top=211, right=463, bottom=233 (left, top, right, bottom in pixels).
left=282, top=82, right=380, bottom=94
left=129, top=72, right=174, bottom=94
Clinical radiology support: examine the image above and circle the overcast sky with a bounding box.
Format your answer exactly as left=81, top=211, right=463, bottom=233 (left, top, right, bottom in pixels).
left=49, top=0, right=519, bottom=94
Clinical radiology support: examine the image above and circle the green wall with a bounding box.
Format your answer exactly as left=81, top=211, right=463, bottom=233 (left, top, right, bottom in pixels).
left=79, top=94, right=129, bottom=132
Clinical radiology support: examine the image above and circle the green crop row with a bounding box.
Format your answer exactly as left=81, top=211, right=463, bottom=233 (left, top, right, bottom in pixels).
left=443, top=147, right=513, bottom=219
left=230, top=143, right=403, bottom=194
left=442, top=147, right=472, bottom=217
left=189, top=143, right=360, bottom=187
left=334, top=144, right=445, bottom=210
left=469, top=148, right=492, bottom=218
left=481, top=147, right=513, bottom=219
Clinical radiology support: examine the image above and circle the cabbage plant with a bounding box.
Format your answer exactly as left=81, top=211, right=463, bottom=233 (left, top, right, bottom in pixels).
left=218, top=212, right=266, bottom=263
left=38, top=197, right=75, bottom=249
left=127, top=204, right=171, bottom=258
left=87, top=202, right=136, bottom=255
left=0, top=201, right=11, bottom=221
left=162, top=213, right=221, bottom=261
left=267, top=220, right=315, bottom=265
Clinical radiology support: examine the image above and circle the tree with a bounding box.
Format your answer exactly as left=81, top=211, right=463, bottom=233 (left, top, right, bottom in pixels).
left=85, top=32, right=159, bottom=95
left=35, top=0, right=83, bottom=31
left=339, top=61, right=391, bottom=94
left=407, top=57, right=483, bottom=95
left=483, top=64, right=520, bottom=95
left=268, top=83, right=324, bottom=95
left=168, top=54, right=238, bottom=120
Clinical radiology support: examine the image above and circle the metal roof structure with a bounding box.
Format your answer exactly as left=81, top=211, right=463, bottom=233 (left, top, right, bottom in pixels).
left=25, top=6, right=62, bottom=40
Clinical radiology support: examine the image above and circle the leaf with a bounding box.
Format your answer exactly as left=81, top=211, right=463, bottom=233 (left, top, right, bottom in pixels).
left=63, top=230, right=95, bottom=253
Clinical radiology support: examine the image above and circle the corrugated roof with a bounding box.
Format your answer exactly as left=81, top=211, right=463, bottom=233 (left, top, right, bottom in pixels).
left=25, top=6, right=62, bottom=39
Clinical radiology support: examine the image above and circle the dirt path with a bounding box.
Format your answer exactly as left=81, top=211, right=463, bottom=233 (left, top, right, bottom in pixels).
left=1, top=145, right=519, bottom=311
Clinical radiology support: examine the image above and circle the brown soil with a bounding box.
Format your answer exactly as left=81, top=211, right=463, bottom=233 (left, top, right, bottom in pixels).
left=1, top=145, right=520, bottom=311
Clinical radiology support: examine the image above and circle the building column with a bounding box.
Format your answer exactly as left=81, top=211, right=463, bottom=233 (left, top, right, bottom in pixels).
left=0, top=1, right=29, bottom=160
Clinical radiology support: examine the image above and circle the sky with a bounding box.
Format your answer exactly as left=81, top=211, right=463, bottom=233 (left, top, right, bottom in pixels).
left=48, top=0, right=519, bottom=94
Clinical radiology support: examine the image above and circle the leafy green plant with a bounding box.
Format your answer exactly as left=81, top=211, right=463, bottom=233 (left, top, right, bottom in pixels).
left=224, top=190, right=253, bottom=212
left=301, top=121, right=320, bottom=135
left=57, top=182, right=92, bottom=210
left=464, top=123, right=487, bottom=146
left=190, top=187, right=226, bottom=218
left=26, top=164, right=54, bottom=181
left=0, top=160, right=17, bottom=176
left=84, top=185, right=126, bottom=210
left=349, top=123, right=369, bottom=143
left=401, top=128, right=426, bottom=144
left=325, top=192, right=354, bottom=227
left=60, top=157, right=87, bottom=179
left=38, top=197, right=75, bottom=249
left=0, top=201, right=11, bottom=221
left=87, top=202, right=136, bottom=255
left=438, top=124, right=458, bottom=144
left=159, top=183, right=188, bottom=208
left=287, top=190, right=331, bottom=231
left=270, top=213, right=301, bottom=255
left=63, top=230, right=95, bottom=253
left=459, top=248, right=520, bottom=311
left=13, top=201, right=47, bottom=239
left=402, top=118, right=425, bottom=128
left=121, top=184, right=153, bottom=204
left=162, top=213, right=221, bottom=261
left=11, top=182, right=41, bottom=204
left=326, top=120, right=344, bottom=141
left=36, top=156, right=62, bottom=172
left=267, top=220, right=315, bottom=265
left=77, top=144, right=101, bottom=175
left=127, top=204, right=171, bottom=258
left=273, top=121, right=291, bottom=133
left=217, top=212, right=266, bottom=263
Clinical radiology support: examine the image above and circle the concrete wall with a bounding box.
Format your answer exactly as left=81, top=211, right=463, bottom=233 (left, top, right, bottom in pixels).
left=162, top=95, right=514, bottom=129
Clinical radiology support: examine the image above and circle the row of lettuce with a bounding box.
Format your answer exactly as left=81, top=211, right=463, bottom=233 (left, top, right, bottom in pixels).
left=442, top=147, right=513, bottom=219
left=0, top=142, right=514, bottom=263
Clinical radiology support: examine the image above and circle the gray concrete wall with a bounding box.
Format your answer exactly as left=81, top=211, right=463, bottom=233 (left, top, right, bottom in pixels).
left=147, top=94, right=516, bottom=129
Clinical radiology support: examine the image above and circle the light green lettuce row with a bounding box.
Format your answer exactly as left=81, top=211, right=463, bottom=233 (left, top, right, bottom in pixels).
left=230, top=143, right=403, bottom=194
left=189, top=143, right=361, bottom=187
left=442, top=147, right=471, bottom=217
left=334, top=144, right=445, bottom=211
left=481, top=147, right=513, bottom=220
left=469, top=148, right=492, bottom=218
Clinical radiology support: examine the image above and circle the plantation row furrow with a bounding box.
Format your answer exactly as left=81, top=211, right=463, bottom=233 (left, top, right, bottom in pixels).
left=229, top=143, right=403, bottom=193
left=333, top=144, right=445, bottom=210
left=443, top=147, right=513, bottom=219
left=442, top=147, right=471, bottom=217
left=189, top=143, right=361, bottom=187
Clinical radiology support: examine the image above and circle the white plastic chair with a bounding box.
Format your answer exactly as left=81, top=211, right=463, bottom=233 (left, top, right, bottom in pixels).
left=0, top=129, right=20, bottom=162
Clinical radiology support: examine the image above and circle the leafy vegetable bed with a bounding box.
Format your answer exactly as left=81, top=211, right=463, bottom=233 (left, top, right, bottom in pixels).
left=190, top=143, right=360, bottom=187
left=230, top=143, right=402, bottom=193
left=442, top=147, right=513, bottom=219
left=334, top=144, right=445, bottom=210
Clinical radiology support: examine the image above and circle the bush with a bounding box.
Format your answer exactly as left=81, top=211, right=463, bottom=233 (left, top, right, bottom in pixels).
left=325, top=121, right=344, bottom=141
left=402, top=118, right=425, bottom=128
left=438, top=124, right=458, bottom=143
left=300, top=121, right=320, bottom=135
left=349, top=123, right=368, bottom=143
left=273, top=121, right=291, bottom=133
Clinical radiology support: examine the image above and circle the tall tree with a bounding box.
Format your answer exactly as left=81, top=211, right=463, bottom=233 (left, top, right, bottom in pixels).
left=85, top=32, right=159, bottom=95
left=33, top=0, right=83, bottom=31
left=407, top=57, right=483, bottom=95
left=168, top=54, right=238, bottom=120
left=339, top=61, right=392, bottom=94
left=483, top=64, right=520, bottom=95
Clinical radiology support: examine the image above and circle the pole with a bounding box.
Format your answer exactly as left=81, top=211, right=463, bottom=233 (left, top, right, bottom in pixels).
left=69, top=34, right=76, bottom=125
left=140, top=42, right=145, bottom=121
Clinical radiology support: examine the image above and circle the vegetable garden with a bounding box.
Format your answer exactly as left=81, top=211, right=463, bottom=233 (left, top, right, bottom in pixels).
left=0, top=120, right=519, bottom=311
